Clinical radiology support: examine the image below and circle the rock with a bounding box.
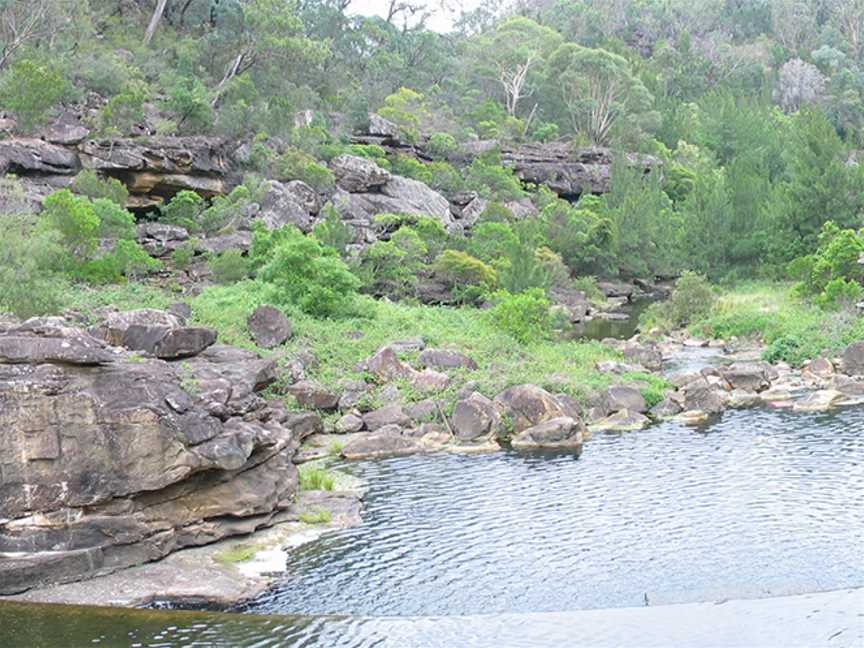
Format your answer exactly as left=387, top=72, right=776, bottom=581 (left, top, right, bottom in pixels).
left=649, top=398, right=682, bottom=419
left=411, top=368, right=450, bottom=393
left=603, top=385, right=647, bottom=413
left=681, top=384, right=726, bottom=414
left=451, top=392, right=502, bottom=441
left=79, top=136, right=228, bottom=205
left=405, top=399, right=439, bottom=423
left=719, top=363, right=771, bottom=392
left=136, top=222, right=190, bottom=257
left=256, top=180, right=315, bottom=232
left=363, top=346, right=415, bottom=382
left=792, top=390, right=847, bottom=412
left=511, top=416, right=584, bottom=450
left=622, top=343, right=663, bottom=372
left=285, top=180, right=320, bottom=214
left=247, top=305, right=292, bottom=349
left=341, top=427, right=423, bottom=460
left=674, top=410, right=710, bottom=425
left=804, top=357, right=835, bottom=379
left=335, top=413, right=364, bottom=434
left=728, top=389, right=760, bottom=408
left=417, top=348, right=479, bottom=371
left=121, top=325, right=217, bottom=359
left=0, top=318, right=115, bottom=365
left=588, top=409, right=650, bottom=432
left=495, top=142, right=657, bottom=197
left=337, top=379, right=369, bottom=411
left=331, top=154, right=391, bottom=192
left=388, top=337, right=426, bottom=353
left=0, top=138, right=79, bottom=175
left=167, top=302, right=192, bottom=322
left=760, top=386, right=796, bottom=403
left=90, top=309, right=184, bottom=346
left=493, top=384, right=570, bottom=433
left=329, top=176, right=453, bottom=229
left=363, top=404, right=411, bottom=431
left=285, top=380, right=339, bottom=411
left=828, top=375, right=864, bottom=399
left=367, top=113, right=400, bottom=138
left=841, top=342, right=864, bottom=376
left=0, top=322, right=300, bottom=595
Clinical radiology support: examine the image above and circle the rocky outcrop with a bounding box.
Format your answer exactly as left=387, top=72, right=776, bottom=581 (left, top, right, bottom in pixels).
left=0, top=315, right=311, bottom=595
left=331, top=154, right=391, bottom=192
left=842, top=342, right=864, bottom=376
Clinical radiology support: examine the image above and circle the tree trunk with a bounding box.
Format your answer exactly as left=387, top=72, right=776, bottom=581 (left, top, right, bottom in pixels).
left=144, top=0, right=169, bottom=46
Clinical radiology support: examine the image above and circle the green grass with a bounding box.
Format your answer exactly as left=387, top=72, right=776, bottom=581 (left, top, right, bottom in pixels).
left=299, top=509, right=332, bottom=525
left=298, top=464, right=336, bottom=491
left=690, top=282, right=864, bottom=365
left=213, top=543, right=260, bottom=565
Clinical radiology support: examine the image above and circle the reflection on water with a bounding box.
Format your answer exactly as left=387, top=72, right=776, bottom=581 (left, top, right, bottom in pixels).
left=576, top=298, right=653, bottom=341
left=1, top=407, right=862, bottom=647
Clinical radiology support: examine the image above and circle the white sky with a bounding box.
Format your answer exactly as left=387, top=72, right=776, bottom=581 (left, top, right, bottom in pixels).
left=346, top=0, right=484, bottom=33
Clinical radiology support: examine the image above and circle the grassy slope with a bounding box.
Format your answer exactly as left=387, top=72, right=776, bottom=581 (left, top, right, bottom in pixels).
left=65, top=281, right=669, bottom=408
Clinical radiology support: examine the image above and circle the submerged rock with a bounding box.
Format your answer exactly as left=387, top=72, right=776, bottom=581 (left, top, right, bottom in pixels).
left=792, top=390, right=847, bottom=412
left=588, top=409, right=650, bottom=432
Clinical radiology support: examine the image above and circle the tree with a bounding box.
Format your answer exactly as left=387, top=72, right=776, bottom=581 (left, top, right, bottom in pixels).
left=0, top=59, right=67, bottom=131
left=544, top=43, right=653, bottom=145
left=143, top=0, right=169, bottom=46
left=467, top=17, right=561, bottom=118
left=0, top=0, right=67, bottom=70
left=777, top=58, right=826, bottom=112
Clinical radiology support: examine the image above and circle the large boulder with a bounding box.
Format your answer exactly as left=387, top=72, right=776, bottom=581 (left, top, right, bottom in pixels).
left=0, top=138, right=79, bottom=175
left=719, top=363, right=772, bottom=392
left=494, top=384, right=572, bottom=433
left=341, top=426, right=423, bottom=460
left=363, top=346, right=416, bottom=382
left=511, top=416, right=584, bottom=450
left=285, top=380, right=339, bottom=411
left=90, top=309, right=184, bottom=346
left=603, top=385, right=647, bottom=413
left=622, top=343, right=662, bottom=372
left=842, top=342, right=864, bottom=376
left=1, top=318, right=115, bottom=365
left=450, top=392, right=502, bottom=441
left=121, top=325, right=217, bottom=359
left=331, top=154, right=391, bottom=192
left=247, top=305, right=292, bottom=349
left=255, top=180, right=316, bottom=232
left=0, top=319, right=303, bottom=595
left=363, top=404, right=411, bottom=431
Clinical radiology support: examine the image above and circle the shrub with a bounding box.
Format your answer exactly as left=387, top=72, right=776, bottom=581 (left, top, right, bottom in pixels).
left=531, top=121, right=559, bottom=142
left=0, top=215, right=64, bottom=318
left=162, top=75, right=213, bottom=134
left=160, top=191, right=205, bottom=230
left=497, top=244, right=552, bottom=294
left=96, top=80, right=148, bottom=135
left=70, top=171, right=129, bottom=207
left=469, top=222, right=518, bottom=263
left=171, top=243, right=196, bottom=270
left=40, top=190, right=101, bottom=259
left=488, top=289, right=551, bottom=343
left=92, top=198, right=136, bottom=240
left=199, top=185, right=253, bottom=234
left=252, top=225, right=360, bottom=317
left=273, top=148, right=335, bottom=190
left=433, top=249, right=498, bottom=295
left=642, top=271, right=715, bottom=330
left=790, top=221, right=864, bottom=308
left=75, top=240, right=160, bottom=283
left=208, top=249, right=251, bottom=284
left=466, top=156, right=525, bottom=200
left=312, top=205, right=354, bottom=255
left=378, top=87, right=429, bottom=143
left=427, top=132, right=457, bottom=159
left=0, top=59, right=67, bottom=131
left=358, top=226, right=427, bottom=297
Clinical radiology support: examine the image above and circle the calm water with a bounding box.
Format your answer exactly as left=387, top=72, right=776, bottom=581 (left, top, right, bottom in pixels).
left=577, top=298, right=653, bottom=340
left=1, top=407, right=862, bottom=647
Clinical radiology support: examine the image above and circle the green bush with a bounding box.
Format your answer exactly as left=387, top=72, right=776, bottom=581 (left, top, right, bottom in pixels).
left=75, top=240, right=160, bottom=283
left=70, top=170, right=129, bottom=207
left=497, top=244, right=552, bottom=294
left=171, top=243, right=196, bottom=270
left=252, top=225, right=360, bottom=317
left=0, top=215, right=64, bottom=318
left=642, top=271, right=715, bottom=330
left=312, top=205, right=354, bottom=255
left=427, top=132, right=457, bottom=159
left=96, top=80, right=148, bottom=135
left=208, top=249, right=251, bottom=284
left=40, top=190, right=101, bottom=259
left=488, top=289, right=551, bottom=343
left=433, top=249, right=498, bottom=298
left=161, top=75, right=213, bottom=134
left=274, top=148, right=335, bottom=190
left=0, top=59, right=67, bottom=131
left=160, top=191, right=205, bottom=230
left=790, top=221, right=864, bottom=308
left=466, top=156, right=525, bottom=200
left=358, top=226, right=428, bottom=297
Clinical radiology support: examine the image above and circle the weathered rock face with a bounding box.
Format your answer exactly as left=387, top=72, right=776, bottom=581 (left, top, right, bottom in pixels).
left=498, top=144, right=657, bottom=198
left=451, top=392, right=502, bottom=441
left=494, top=384, right=573, bottom=433
left=331, top=154, right=391, bottom=192
left=255, top=180, right=317, bottom=232
left=0, top=138, right=79, bottom=176
left=0, top=317, right=308, bottom=595
left=79, top=137, right=229, bottom=205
